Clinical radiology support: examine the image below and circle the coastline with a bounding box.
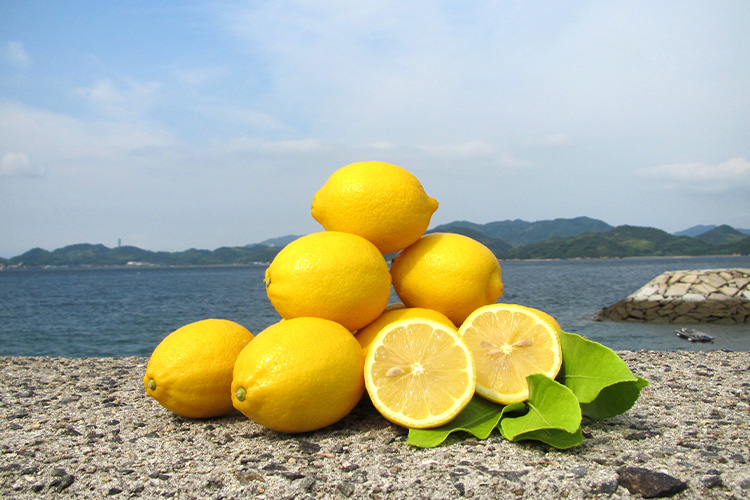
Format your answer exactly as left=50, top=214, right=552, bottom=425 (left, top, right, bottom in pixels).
left=3, top=253, right=750, bottom=271
left=1, top=351, right=749, bottom=499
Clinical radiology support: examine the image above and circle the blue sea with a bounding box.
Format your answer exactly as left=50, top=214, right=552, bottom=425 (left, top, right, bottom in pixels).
left=1, top=255, right=749, bottom=357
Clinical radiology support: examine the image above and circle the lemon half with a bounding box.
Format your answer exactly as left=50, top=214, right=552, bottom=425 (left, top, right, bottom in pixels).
left=459, top=303, right=562, bottom=405
left=364, top=318, right=476, bottom=429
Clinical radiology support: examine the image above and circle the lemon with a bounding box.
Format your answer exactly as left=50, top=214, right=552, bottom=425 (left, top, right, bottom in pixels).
left=458, top=303, right=563, bottom=405
left=311, top=161, right=439, bottom=254
left=390, top=232, right=504, bottom=326
left=231, top=317, right=365, bottom=433
left=264, top=231, right=392, bottom=331
left=355, top=306, right=454, bottom=359
left=364, top=318, right=476, bottom=429
left=143, top=319, right=254, bottom=418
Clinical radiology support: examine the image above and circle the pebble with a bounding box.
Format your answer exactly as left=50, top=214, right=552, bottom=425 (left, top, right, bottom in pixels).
left=1, top=353, right=749, bottom=499
left=616, top=466, right=688, bottom=498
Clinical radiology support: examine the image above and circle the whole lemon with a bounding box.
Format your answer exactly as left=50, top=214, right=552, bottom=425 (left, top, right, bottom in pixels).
left=355, top=306, right=454, bottom=358
left=143, top=319, right=254, bottom=418
left=264, top=231, right=391, bottom=331
left=390, top=233, right=504, bottom=326
left=231, top=317, right=365, bottom=433
left=311, top=161, right=439, bottom=254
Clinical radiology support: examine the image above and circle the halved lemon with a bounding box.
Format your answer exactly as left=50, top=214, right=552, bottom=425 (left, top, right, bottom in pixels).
left=458, top=303, right=562, bottom=405
left=364, top=318, right=476, bottom=429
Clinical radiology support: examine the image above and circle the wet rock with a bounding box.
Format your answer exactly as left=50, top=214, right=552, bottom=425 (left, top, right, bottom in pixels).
left=616, top=466, right=687, bottom=498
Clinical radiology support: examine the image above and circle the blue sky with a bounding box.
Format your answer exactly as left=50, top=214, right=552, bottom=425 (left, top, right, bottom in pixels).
left=2, top=1, right=749, bottom=258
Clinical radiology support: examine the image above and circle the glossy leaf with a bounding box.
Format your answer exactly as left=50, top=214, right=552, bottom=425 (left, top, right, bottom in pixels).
left=407, top=395, right=503, bottom=448
left=499, top=374, right=583, bottom=449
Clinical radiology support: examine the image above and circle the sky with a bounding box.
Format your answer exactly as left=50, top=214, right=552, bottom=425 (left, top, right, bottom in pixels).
left=2, top=1, right=750, bottom=258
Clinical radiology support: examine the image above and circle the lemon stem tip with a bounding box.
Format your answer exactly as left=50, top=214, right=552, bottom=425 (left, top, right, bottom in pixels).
left=147, top=379, right=156, bottom=391
left=236, top=387, right=246, bottom=402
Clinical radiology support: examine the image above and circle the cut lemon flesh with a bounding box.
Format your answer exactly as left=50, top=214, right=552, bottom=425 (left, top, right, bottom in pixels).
left=364, top=319, right=476, bottom=429
left=458, top=303, right=562, bottom=405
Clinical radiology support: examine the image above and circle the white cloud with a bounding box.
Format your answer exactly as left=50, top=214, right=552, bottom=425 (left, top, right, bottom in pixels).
left=0, top=100, right=180, bottom=168
left=0, top=152, right=43, bottom=177
left=635, top=157, right=750, bottom=192
left=4, top=41, right=30, bottom=66
left=74, top=78, right=161, bottom=118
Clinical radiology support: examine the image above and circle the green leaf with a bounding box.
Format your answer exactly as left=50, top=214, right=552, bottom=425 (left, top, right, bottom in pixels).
left=580, top=377, right=649, bottom=419
left=405, top=332, right=648, bottom=449
left=407, top=395, right=504, bottom=448
left=557, top=331, right=649, bottom=419
left=499, top=374, right=583, bottom=449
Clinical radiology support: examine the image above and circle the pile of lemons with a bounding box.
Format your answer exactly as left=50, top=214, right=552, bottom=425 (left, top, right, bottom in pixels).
left=144, top=161, right=562, bottom=433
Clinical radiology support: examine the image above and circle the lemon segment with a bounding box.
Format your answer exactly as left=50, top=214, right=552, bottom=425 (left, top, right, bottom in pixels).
left=459, top=304, right=562, bottom=405
left=364, top=319, right=476, bottom=429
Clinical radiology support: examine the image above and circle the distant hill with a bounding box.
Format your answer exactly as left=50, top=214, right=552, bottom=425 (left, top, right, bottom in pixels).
left=501, top=225, right=719, bottom=259
left=695, top=225, right=749, bottom=246
left=431, top=216, right=613, bottom=246
left=674, top=224, right=718, bottom=237
left=3, top=243, right=280, bottom=267
left=3, top=218, right=749, bottom=268
left=726, top=235, right=750, bottom=255
left=252, top=235, right=303, bottom=247
left=675, top=224, right=750, bottom=237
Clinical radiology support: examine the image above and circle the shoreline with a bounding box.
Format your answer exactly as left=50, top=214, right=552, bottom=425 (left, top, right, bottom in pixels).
left=3, top=253, right=750, bottom=271
left=2, top=351, right=749, bottom=499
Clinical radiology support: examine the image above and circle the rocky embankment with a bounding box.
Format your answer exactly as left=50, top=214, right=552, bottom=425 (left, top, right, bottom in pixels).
left=598, top=268, right=750, bottom=323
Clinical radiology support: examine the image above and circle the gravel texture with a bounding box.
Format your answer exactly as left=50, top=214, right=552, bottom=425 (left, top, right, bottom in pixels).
left=1, top=351, right=749, bottom=499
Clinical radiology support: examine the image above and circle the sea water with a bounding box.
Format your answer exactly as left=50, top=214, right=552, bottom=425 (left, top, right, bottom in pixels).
left=1, top=255, right=749, bottom=357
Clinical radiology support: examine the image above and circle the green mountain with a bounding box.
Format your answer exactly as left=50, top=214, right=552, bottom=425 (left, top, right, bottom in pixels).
left=501, top=225, right=718, bottom=259
left=675, top=224, right=750, bottom=237
left=724, top=235, right=750, bottom=255
left=673, top=224, right=718, bottom=237
left=695, top=224, right=748, bottom=246
left=4, top=243, right=280, bottom=267
left=3, top=218, right=749, bottom=268
left=431, top=216, right=613, bottom=246
left=252, top=235, right=303, bottom=247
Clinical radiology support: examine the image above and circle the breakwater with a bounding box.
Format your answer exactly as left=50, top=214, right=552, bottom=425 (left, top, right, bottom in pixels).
left=598, top=268, right=750, bottom=323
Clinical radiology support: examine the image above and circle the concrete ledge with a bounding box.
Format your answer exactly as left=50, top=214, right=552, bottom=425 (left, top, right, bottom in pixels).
left=1, top=353, right=750, bottom=498
left=598, top=268, right=750, bottom=323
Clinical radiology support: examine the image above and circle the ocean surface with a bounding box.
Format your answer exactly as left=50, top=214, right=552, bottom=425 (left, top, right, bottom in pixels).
left=1, top=255, right=749, bottom=357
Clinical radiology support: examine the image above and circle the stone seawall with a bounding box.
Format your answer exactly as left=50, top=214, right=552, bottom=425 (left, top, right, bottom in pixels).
left=597, top=268, right=750, bottom=323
